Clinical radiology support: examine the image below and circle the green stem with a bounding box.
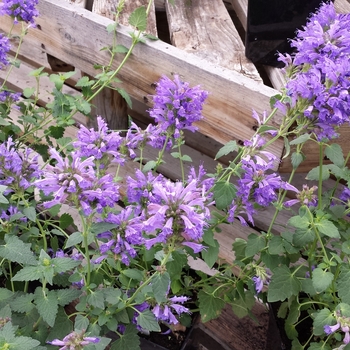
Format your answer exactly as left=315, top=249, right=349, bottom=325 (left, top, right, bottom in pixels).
left=317, top=143, right=324, bottom=210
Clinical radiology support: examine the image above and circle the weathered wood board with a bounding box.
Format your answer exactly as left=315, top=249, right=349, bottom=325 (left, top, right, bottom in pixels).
left=0, top=0, right=285, bottom=165
left=164, top=0, right=262, bottom=82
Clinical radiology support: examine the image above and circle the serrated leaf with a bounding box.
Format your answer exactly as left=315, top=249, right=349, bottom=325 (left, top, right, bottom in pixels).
left=87, top=289, right=105, bottom=309
left=23, top=206, right=37, bottom=222
left=291, top=152, right=305, bottom=169
left=75, top=314, right=90, bottom=331
left=201, top=239, right=219, bottom=268
left=11, top=266, right=41, bottom=282
left=293, top=228, right=316, bottom=247
left=288, top=215, right=310, bottom=229
left=116, top=87, right=132, bottom=109
left=34, top=288, right=58, bottom=327
left=336, top=266, right=350, bottom=304
left=267, top=266, right=302, bottom=302
left=245, top=233, right=265, bottom=257
left=23, top=87, right=35, bottom=98
left=325, top=143, right=344, bottom=167
left=10, top=293, right=34, bottom=313
left=232, top=238, right=247, bottom=261
left=122, top=269, right=144, bottom=281
left=137, top=309, right=161, bottom=332
left=143, top=160, right=157, bottom=172
left=313, top=308, right=333, bottom=336
left=65, top=231, right=83, bottom=249
left=306, top=166, right=330, bottom=181
left=268, top=236, right=285, bottom=255
left=215, top=141, right=238, bottom=159
left=111, top=324, right=140, bottom=350
left=59, top=213, right=74, bottom=230
left=213, top=181, right=236, bottom=210
left=198, top=290, right=225, bottom=322
left=289, top=133, right=311, bottom=145
left=0, top=236, right=37, bottom=265
left=312, top=267, right=334, bottom=293
left=112, top=44, right=129, bottom=53
left=315, top=218, right=340, bottom=238
left=151, top=272, right=170, bottom=304
left=0, top=288, right=13, bottom=301
left=52, top=257, right=81, bottom=274
left=48, top=125, right=65, bottom=139
left=128, top=6, right=147, bottom=32
left=56, top=289, right=81, bottom=306
left=75, top=76, right=95, bottom=87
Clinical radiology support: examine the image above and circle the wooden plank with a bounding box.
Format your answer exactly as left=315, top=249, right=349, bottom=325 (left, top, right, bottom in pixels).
left=93, top=0, right=157, bottom=36
left=164, top=0, right=262, bottom=82
left=0, top=0, right=284, bottom=162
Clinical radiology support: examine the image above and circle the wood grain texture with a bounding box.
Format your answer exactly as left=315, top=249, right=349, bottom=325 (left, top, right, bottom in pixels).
left=0, top=0, right=284, bottom=162
left=165, top=0, right=262, bottom=82
left=93, top=0, right=157, bottom=36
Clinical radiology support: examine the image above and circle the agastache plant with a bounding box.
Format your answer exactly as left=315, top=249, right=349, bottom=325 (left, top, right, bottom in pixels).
left=1, top=0, right=350, bottom=350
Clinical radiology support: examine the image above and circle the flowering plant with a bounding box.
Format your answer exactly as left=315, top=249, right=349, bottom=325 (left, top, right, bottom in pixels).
left=1, top=1, right=350, bottom=350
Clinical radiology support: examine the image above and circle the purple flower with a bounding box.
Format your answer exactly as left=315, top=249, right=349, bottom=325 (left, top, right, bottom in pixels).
left=143, top=178, right=212, bottom=252
left=95, top=207, right=144, bottom=265
left=149, top=75, right=208, bottom=139
left=0, top=89, right=21, bottom=103
left=284, top=185, right=318, bottom=208
left=126, top=169, right=164, bottom=210
left=0, top=33, right=10, bottom=69
left=73, top=116, right=125, bottom=167
left=152, top=295, right=190, bottom=325
left=278, top=2, right=350, bottom=140
left=252, top=276, right=264, bottom=294
left=47, top=330, right=99, bottom=349
left=0, top=138, right=42, bottom=194
left=0, top=205, right=27, bottom=222
left=0, top=0, right=39, bottom=24
left=34, top=148, right=96, bottom=209
left=324, top=323, right=340, bottom=335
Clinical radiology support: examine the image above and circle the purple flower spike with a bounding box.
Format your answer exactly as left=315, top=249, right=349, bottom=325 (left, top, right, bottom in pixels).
left=0, top=0, right=39, bottom=25
left=149, top=75, right=208, bottom=138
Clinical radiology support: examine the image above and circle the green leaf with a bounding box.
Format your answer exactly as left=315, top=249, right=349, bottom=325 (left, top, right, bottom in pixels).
left=268, top=236, right=285, bottom=255
left=47, top=307, right=74, bottom=343
left=65, top=231, right=83, bottom=249
left=122, top=269, right=144, bottom=281
left=288, top=215, right=310, bottom=229
left=10, top=293, right=34, bottom=313
left=152, top=272, right=170, bottom=304
left=291, top=152, right=305, bottom=169
left=215, top=141, right=238, bottom=159
left=198, top=290, right=225, bottom=322
left=0, top=288, right=13, bottom=301
left=213, top=181, right=236, bottom=210
left=143, top=160, right=157, bottom=172
left=75, top=314, right=90, bottom=331
left=111, top=324, right=140, bottom=350
left=11, top=266, right=41, bottom=282
left=232, top=238, right=247, bottom=261
left=116, top=87, right=132, bottom=109
left=112, top=44, right=129, bottom=53
left=52, top=257, right=81, bottom=274
left=0, top=235, right=37, bottom=265
left=166, top=251, right=187, bottom=280
left=23, top=206, right=36, bottom=222
left=267, top=266, right=302, bottom=302
left=137, top=309, right=160, bottom=332
left=325, top=143, right=344, bottom=167
left=315, top=218, right=340, bottom=238
left=306, top=166, right=330, bottom=181
left=75, top=76, right=95, bottom=87
left=56, top=289, right=81, bottom=306
left=23, top=87, right=35, bottom=98
left=48, top=125, right=65, bottom=139
left=245, top=233, right=265, bottom=257
left=313, top=308, right=333, bottom=336
left=337, top=266, right=350, bottom=304
left=86, top=289, right=105, bottom=309
left=293, top=228, right=316, bottom=247
left=59, top=213, right=74, bottom=230
left=128, top=6, right=147, bottom=32
left=0, top=185, right=9, bottom=203
left=289, top=133, right=311, bottom=145
left=201, top=239, right=219, bottom=268
left=312, top=268, right=334, bottom=293
left=34, top=288, right=58, bottom=327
